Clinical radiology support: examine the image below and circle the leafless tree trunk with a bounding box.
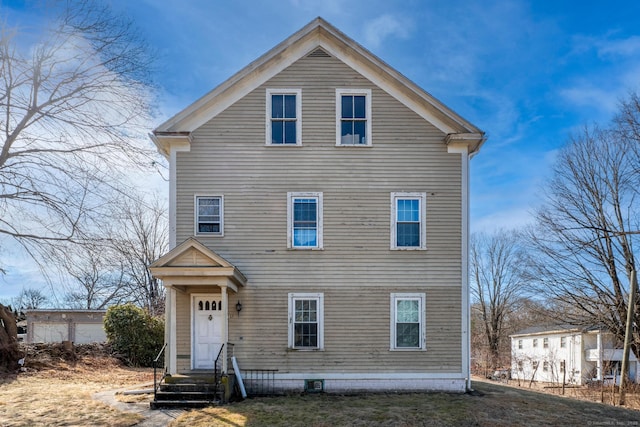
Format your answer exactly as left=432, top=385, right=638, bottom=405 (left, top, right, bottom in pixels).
left=470, top=229, right=527, bottom=371
left=527, top=116, right=640, bottom=359
left=0, top=303, right=21, bottom=372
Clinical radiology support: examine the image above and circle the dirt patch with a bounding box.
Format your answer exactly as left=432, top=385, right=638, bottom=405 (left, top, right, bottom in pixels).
left=0, top=344, right=154, bottom=427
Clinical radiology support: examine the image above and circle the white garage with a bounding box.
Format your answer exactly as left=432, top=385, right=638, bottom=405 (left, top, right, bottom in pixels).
left=26, top=310, right=107, bottom=344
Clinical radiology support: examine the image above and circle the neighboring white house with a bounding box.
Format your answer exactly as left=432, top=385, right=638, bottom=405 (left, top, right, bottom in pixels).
left=510, top=325, right=638, bottom=385
left=26, top=310, right=107, bottom=344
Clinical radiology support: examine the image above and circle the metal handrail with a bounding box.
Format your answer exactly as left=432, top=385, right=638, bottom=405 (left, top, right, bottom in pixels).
left=214, top=343, right=225, bottom=385
left=153, top=343, right=168, bottom=401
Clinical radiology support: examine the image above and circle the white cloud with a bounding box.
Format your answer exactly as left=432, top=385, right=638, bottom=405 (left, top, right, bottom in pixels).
left=363, top=14, right=412, bottom=49
left=596, top=35, right=640, bottom=58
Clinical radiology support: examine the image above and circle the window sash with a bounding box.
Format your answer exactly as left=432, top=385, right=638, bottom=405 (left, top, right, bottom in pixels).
left=293, top=198, right=318, bottom=247
left=289, top=293, right=323, bottom=350
left=293, top=299, right=318, bottom=348
left=391, top=193, right=426, bottom=250
left=336, top=89, right=371, bottom=146
left=267, top=89, right=301, bottom=145
left=288, top=192, right=322, bottom=249
left=196, top=197, right=222, bottom=235
left=390, top=293, right=425, bottom=350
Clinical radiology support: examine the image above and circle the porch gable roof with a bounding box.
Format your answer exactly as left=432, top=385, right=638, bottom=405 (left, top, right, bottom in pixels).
left=149, top=237, right=247, bottom=288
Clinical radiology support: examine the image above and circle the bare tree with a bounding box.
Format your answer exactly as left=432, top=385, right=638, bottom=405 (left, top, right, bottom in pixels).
left=0, top=0, right=156, bottom=260
left=527, top=120, right=640, bottom=358
left=12, top=287, right=49, bottom=311
left=60, top=244, right=129, bottom=309
left=470, top=229, right=527, bottom=371
left=0, top=0, right=158, bottom=368
left=109, top=194, right=168, bottom=315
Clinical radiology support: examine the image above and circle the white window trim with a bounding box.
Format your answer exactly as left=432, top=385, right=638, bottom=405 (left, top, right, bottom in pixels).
left=288, top=292, right=324, bottom=350
left=194, top=195, right=224, bottom=237
left=390, top=292, right=426, bottom=351
left=390, top=192, right=427, bottom=250
left=266, top=88, right=302, bottom=146
left=287, top=192, right=323, bottom=250
left=335, top=88, right=372, bottom=146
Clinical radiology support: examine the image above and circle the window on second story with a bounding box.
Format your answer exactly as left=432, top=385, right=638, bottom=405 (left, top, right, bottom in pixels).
left=543, top=338, right=549, bottom=348
left=336, top=88, right=371, bottom=146
left=195, top=196, right=223, bottom=236
left=533, top=338, right=538, bottom=348
left=287, top=192, right=323, bottom=249
left=560, top=336, right=567, bottom=348
left=518, top=340, right=523, bottom=350
left=267, top=89, right=301, bottom=145
left=391, top=192, right=427, bottom=250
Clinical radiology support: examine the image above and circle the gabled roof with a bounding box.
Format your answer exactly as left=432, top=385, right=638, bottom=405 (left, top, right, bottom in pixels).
left=149, top=237, right=247, bottom=287
left=152, top=17, right=485, bottom=156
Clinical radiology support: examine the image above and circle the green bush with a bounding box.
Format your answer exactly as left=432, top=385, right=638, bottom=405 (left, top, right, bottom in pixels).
left=104, top=304, right=164, bottom=367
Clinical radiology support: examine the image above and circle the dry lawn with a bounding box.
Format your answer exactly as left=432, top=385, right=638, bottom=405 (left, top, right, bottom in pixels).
left=170, top=382, right=640, bottom=427
left=2, top=347, right=640, bottom=427
left=0, top=352, right=153, bottom=427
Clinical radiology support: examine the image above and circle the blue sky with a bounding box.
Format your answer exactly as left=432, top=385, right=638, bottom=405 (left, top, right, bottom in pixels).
left=2, top=0, right=640, bottom=301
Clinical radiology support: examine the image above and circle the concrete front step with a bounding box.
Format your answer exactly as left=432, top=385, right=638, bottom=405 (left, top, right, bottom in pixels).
left=164, top=373, right=218, bottom=384
left=150, top=399, right=219, bottom=409
left=155, top=390, right=219, bottom=401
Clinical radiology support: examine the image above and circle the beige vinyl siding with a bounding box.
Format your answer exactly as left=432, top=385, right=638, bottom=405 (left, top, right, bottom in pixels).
left=228, top=286, right=461, bottom=373
left=174, top=52, right=463, bottom=373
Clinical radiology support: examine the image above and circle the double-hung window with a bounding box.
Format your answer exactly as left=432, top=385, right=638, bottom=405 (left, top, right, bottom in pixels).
left=391, top=192, right=427, bottom=250
left=195, top=196, right=223, bottom=236
left=336, top=88, right=371, bottom=146
left=288, top=293, right=324, bottom=350
left=287, top=192, right=323, bottom=249
left=390, top=293, right=426, bottom=350
left=267, top=89, right=301, bottom=145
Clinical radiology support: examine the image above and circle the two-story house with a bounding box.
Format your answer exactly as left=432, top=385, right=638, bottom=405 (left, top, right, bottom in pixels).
left=149, top=17, right=485, bottom=395
left=510, top=326, right=639, bottom=385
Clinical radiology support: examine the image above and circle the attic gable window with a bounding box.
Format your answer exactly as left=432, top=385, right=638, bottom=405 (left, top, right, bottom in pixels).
left=266, top=89, right=302, bottom=145
left=336, top=88, right=372, bottom=146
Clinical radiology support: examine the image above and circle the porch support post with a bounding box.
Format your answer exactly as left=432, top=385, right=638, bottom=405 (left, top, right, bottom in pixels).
left=167, top=286, right=177, bottom=374
left=221, top=284, right=229, bottom=373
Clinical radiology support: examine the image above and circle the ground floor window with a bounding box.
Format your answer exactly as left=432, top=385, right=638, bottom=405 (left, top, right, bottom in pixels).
left=288, top=293, right=324, bottom=350
left=390, top=293, right=426, bottom=350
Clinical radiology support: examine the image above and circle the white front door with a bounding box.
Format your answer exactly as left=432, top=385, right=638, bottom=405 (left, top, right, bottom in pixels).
left=193, top=295, right=223, bottom=370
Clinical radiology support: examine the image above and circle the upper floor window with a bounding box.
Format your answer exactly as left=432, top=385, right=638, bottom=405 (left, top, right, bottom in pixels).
left=543, top=338, right=549, bottom=348
left=390, top=293, right=426, bottom=350
left=195, top=196, right=223, bottom=236
left=533, top=338, right=538, bottom=348
left=390, top=192, right=427, bottom=250
left=288, top=292, right=324, bottom=350
left=560, top=336, right=567, bottom=348
left=336, top=88, right=371, bottom=146
left=266, top=89, right=301, bottom=145
left=518, top=339, right=523, bottom=350
left=287, top=192, right=323, bottom=249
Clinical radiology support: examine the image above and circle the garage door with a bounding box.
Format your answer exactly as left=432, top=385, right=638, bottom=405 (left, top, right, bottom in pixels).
left=75, top=323, right=107, bottom=344
left=32, top=322, right=68, bottom=343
